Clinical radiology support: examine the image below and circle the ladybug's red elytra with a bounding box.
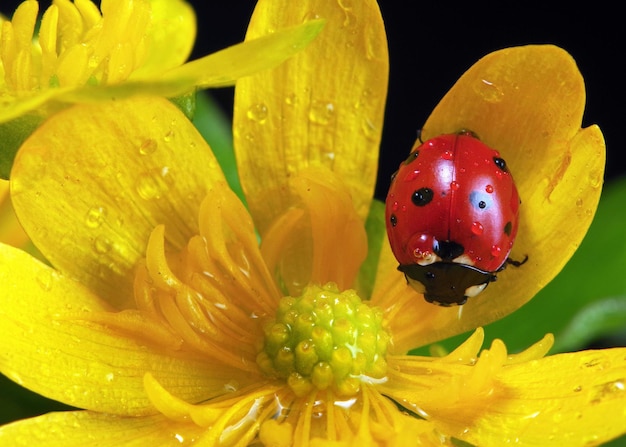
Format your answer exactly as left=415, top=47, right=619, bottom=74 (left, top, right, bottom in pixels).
left=385, top=130, right=523, bottom=306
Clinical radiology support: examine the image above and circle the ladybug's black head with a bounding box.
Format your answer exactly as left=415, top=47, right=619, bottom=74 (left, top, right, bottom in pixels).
left=398, top=262, right=496, bottom=306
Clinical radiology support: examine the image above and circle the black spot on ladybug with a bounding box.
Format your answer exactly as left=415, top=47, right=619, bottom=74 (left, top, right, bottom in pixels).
left=411, top=187, right=434, bottom=206
left=493, top=156, right=508, bottom=172
left=403, top=150, right=419, bottom=166
left=503, top=221, right=512, bottom=236
left=434, top=240, right=465, bottom=261
left=390, top=214, right=397, bottom=227
left=469, top=191, right=491, bottom=211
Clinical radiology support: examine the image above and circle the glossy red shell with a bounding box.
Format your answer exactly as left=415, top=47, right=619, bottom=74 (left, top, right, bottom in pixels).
left=385, top=133, right=520, bottom=273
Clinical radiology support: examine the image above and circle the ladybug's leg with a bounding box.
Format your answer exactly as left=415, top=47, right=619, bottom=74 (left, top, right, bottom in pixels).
left=506, top=255, right=529, bottom=267
left=495, top=255, right=528, bottom=273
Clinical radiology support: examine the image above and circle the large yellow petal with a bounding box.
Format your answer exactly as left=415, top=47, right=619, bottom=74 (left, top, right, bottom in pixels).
left=0, top=411, right=205, bottom=446
left=383, top=336, right=626, bottom=446
left=376, top=45, right=605, bottom=347
left=11, top=97, right=225, bottom=309
left=0, top=243, right=255, bottom=416
left=443, top=348, right=626, bottom=446
left=234, top=0, right=388, bottom=235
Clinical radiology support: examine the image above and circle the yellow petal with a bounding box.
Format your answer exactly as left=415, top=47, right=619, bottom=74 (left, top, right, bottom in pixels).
left=0, top=179, right=29, bottom=248
left=446, top=348, right=626, bottom=446
left=377, top=45, right=605, bottom=347
left=11, top=96, right=225, bottom=309
left=130, top=0, right=196, bottom=78
left=0, top=243, right=252, bottom=415
left=0, top=411, right=205, bottom=446
left=234, top=0, right=388, bottom=235
left=383, top=337, right=626, bottom=446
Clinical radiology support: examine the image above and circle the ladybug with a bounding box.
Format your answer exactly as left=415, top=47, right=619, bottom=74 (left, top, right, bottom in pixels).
left=385, top=130, right=523, bottom=306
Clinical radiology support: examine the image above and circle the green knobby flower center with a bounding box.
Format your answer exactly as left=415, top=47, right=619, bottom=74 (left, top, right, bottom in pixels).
left=256, top=283, right=390, bottom=397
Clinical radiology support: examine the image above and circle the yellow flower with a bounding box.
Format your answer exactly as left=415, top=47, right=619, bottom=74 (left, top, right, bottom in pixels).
left=0, top=0, right=324, bottom=177
left=1, top=1, right=624, bottom=447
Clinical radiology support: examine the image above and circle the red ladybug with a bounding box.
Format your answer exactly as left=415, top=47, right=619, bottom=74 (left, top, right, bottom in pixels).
left=385, top=130, right=523, bottom=306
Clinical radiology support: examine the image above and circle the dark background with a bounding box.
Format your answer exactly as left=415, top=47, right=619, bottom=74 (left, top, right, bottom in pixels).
left=3, top=1, right=624, bottom=198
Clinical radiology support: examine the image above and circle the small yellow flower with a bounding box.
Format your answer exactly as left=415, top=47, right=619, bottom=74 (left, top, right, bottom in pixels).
left=1, top=1, right=624, bottom=447
left=0, top=0, right=324, bottom=177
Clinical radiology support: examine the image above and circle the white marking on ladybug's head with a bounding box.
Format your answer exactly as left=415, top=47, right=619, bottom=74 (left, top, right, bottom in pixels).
left=452, top=254, right=475, bottom=266
left=464, top=282, right=488, bottom=298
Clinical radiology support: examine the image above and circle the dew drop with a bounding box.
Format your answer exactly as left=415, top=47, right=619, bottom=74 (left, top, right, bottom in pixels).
left=576, top=198, right=584, bottom=207
left=485, top=184, right=494, bottom=193
left=309, top=101, right=335, bottom=125
left=285, top=93, right=297, bottom=106
left=36, top=269, right=57, bottom=292
left=138, top=139, right=157, bottom=155
left=247, top=103, right=269, bottom=123
left=471, top=221, right=484, bottom=235
left=442, top=150, right=453, bottom=160
left=450, top=181, right=460, bottom=191
left=361, top=117, right=378, bottom=140
left=85, top=206, right=107, bottom=229
left=135, top=168, right=173, bottom=200
left=93, top=235, right=113, bottom=254
left=491, top=245, right=502, bottom=257
left=476, top=79, right=504, bottom=103
left=588, top=168, right=603, bottom=188
left=163, top=129, right=174, bottom=143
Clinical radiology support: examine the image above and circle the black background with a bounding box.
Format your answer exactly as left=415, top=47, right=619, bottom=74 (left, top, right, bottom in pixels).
left=3, top=1, right=624, bottom=199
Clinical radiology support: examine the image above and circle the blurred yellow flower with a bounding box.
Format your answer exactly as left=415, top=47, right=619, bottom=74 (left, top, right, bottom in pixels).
left=1, top=1, right=624, bottom=446
left=0, top=0, right=323, bottom=177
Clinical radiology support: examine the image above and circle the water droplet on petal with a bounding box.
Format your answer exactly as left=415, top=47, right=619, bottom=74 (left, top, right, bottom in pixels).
left=309, top=101, right=335, bottom=125
left=588, top=168, right=603, bottom=188
left=576, top=198, right=584, bottom=207
left=139, top=139, right=157, bottom=155
left=135, top=167, right=173, bottom=200
left=285, top=93, right=297, bottom=106
left=476, top=79, right=504, bottom=103
left=247, top=103, right=269, bottom=123
left=85, top=206, right=107, bottom=228
left=93, top=235, right=113, bottom=254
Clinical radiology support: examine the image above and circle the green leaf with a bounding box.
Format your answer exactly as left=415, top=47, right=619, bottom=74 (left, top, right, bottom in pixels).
left=192, top=92, right=245, bottom=203
left=552, top=295, right=626, bottom=352
left=0, top=114, right=44, bottom=180
left=416, top=176, right=626, bottom=355
left=358, top=199, right=386, bottom=299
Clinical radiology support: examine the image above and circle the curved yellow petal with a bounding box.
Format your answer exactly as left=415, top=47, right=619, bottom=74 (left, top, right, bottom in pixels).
left=234, top=0, right=388, bottom=235
left=0, top=243, right=252, bottom=415
left=446, top=348, right=626, bottom=446
left=11, top=97, right=225, bottom=309
left=130, top=0, right=196, bottom=78
left=383, top=335, right=626, bottom=446
left=0, top=411, right=205, bottom=446
left=377, top=45, right=605, bottom=347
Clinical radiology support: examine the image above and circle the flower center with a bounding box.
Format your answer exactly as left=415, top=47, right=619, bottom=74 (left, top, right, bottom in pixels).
left=256, top=283, right=389, bottom=397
